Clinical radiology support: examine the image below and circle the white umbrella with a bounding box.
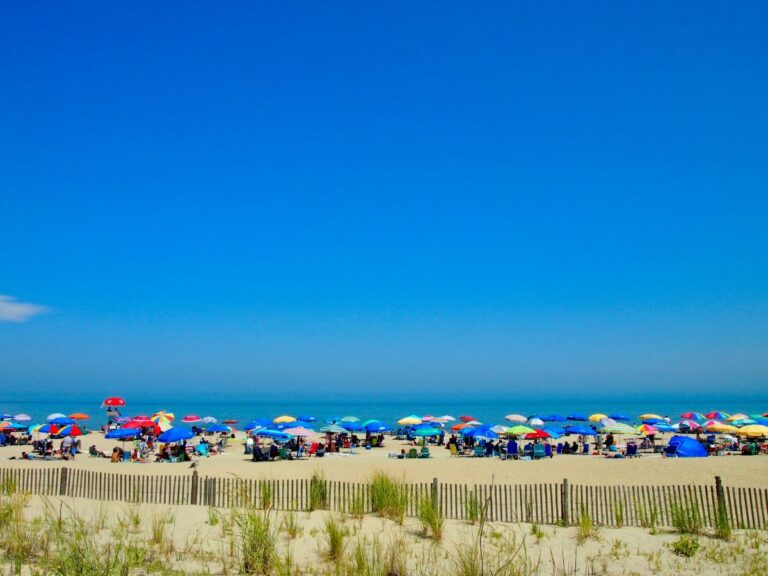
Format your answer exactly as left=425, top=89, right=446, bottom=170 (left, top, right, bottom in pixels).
left=505, top=414, right=528, bottom=423
left=201, top=416, right=217, bottom=424
left=47, top=413, right=66, bottom=421
left=14, top=414, right=31, bottom=422
left=529, top=417, right=545, bottom=427
left=438, top=415, right=456, bottom=422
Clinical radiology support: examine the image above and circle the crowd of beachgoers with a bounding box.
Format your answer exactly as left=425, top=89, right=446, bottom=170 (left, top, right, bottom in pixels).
left=2, top=396, right=767, bottom=465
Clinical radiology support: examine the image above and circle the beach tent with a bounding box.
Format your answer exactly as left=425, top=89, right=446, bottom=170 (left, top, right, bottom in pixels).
left=665, top=436, right=707, bottom=458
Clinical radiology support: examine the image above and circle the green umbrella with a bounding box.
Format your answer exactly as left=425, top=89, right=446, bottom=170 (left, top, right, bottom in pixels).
left=319, top=424, right=347, bottom=434
left=412, top=427, right=440, bottom=437
left=600, top=423, right=638, bottom=435
left=507, top=425, right=535, bottom=435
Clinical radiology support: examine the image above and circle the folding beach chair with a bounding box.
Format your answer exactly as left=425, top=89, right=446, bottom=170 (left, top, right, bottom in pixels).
left=449, top=444, right=459, bottom=457
left=419, top=446, right=431, bottom=458
left=407, top=448, right=418, bottom=459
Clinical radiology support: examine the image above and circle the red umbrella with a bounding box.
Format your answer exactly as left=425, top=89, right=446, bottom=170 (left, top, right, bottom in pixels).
left=123, top=420, right=161, bottom=435
left=524, top=429, right=551, bottom=439
left=223, top=419, right=238, bottom=424
left=182, top=415, right=201, bottom=423
left=102, top=397, right=126, bottom=407
left=459, top=415, right=476, bottom=423
left=59, top=424, right=83, bottom=437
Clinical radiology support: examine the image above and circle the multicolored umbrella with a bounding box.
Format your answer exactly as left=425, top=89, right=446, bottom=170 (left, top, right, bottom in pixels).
left=637, top=424, right=658, bottom=434
left=705, top=411, right=730, bottom=420
left=680, top=412, right=705, bottom=421
left=58, top=424, right=83, bottom=437
left=678, top=420, right=701, bottom=430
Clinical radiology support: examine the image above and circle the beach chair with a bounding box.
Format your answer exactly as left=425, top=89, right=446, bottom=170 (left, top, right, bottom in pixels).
left=507, top=441, right=518, bottom=460
left=419, top=446, right=431, bottom=459
left=544, top=444, right=552, bottom=458
left=449, top=444, right=459, bottom=457
left=308, top=442, right=318, bottom=457
left=473, top=446, right=484, bottom=458
left=533, top=444, right=546, bottom=459
left=556, top=443, right=563, bottom=455
left=407, top=448, right=418, bottom=459
left=316, top=448, right=325, bottom=458
left=626, top=443, right=639, bottom=458
left=582, top=443, right=590, bottom=455
left=122, top=451, right=131, bottom=463
left=371, top=437, right=378, bottom=447
left=195, top=444, right=209, bottom=457
left=278, top=447, right=291, bottom=460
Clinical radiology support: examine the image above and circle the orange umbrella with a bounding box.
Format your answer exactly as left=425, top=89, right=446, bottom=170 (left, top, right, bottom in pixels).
left=451, top=422, right=471, bottom=431
left=68, top=413, right=90, bottom=420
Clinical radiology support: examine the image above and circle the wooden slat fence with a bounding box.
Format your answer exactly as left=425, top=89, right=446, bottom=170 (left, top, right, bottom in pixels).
left=1, top=468, right=766, bottom=529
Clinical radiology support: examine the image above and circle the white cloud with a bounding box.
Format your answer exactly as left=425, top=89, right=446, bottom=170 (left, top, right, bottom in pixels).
left=0, top=295, right=49, bottom=322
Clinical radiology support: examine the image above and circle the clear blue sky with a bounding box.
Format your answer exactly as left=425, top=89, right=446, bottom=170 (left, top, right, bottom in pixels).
left=1, top=2, right=767, bottom=400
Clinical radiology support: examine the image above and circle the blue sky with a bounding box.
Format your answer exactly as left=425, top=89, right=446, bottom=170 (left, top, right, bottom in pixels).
left=1, top=2, right=767, bottom=399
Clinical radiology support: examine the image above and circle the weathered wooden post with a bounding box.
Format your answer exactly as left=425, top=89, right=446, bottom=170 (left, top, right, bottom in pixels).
left=190, top=470, right=199, bottom=505
left=59, top=467, right=69, bottom=496
left=561, top=478, right=570, bottom=526
left=432, top=477, right=439, bottom=511
left=715, top=475, right=726, bottom=519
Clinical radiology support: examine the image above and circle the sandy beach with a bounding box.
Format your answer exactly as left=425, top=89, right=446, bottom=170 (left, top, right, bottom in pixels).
left=1, top=431, right=766, bottom=488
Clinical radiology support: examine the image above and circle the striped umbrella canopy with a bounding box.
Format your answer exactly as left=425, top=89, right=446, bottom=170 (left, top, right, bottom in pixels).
left=680, top=412, right=706, bottom=421
left=600, top=423, right=638, bottom=435
left=34, top=423, right=59, bottom=435
left=504, top=414, right=528, bottom=423
left=678, top=419, right=701, bottom=430
left=151, top=412, right=175, bottom=430
left=637, top=424, right=658, bottom=434
left=726, top=413, right=749, bottom=422
left=58, top=424, right=83, bottom=437
left=705, top=411, right=730, bottom=420
left=47, top=413, right=66, bottom=421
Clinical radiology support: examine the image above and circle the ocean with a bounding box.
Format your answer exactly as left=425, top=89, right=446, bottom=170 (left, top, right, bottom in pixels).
left=2, top=395, right=767, bottom=428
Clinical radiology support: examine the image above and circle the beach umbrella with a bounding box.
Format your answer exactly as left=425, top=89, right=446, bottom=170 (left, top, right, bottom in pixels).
left=0, top=421, right=15, bottom=430
left=0, top=414, right=12, bottom=420
left=451, top=422, right=470, bottom=431
left=524, top=429, right=550, bottom=439
left=600, top=423, right=638, bottom=435
left=364, top=421, right=391, bottom=432
left=666, top=436, right=708, bottom=458
left=222, top=419, right=238, bottom=425
left=274, top=415, right=297, bottom=424
left=567, top=413, right=588, bottom=421
left=182, top=415, right=202, bottom=423
left=639, top=413, right=664, bottom=420
left=58, top=424, right=83, bottom=437
left=36, top=423, right=59, bottom=435
left=599, top=418, right=617, bottom=427
left=490, top=425, right=510, bottom=434
left=707, top=422, right=738, bottom=433
left=283, top=426, right=317, bottom=437
left=507, top=425, right=535, bottom=435
left=340, top=416, right=359, bottom=423
left=319, top=424, right=347, bottom=434
left=255, top=429, right=292, bottom=440
left=608, top=413, right=630, bottom=422
left=438, top=415, right=456, bottom=422
left=68, top=413, right=90, bottom=420
left=412, top=427, right=441, bottom=437
left=637, top=424, right=658, bottom=434
left=297, top=415, right=316, bottom=423
left=152, top=412, right=175, bottom=429
left=102, top=397, right=126, bottom=407
left=13, top=414, right=31, bottom=422
left=397, top=415, right=421, bottom=426
left=730, top=418, right=757, bottom=427
left=543, top=426, right=566, bottom=436
left=680, top=412, right=706, bottom=421
left=325, top=416, right=341, bottom=424
left=748, top=415, right=768, bottom=424
left=201, top=416, right=217, bottom=424
left=158, top=427, right=194, bottom=443
left=462, top=427, right=499, bottom=439
left=678, top=420, right=701, bottom=430
left=47, top=413, right=66, bottom=421
left=542, top=414, right=567, bottom=422
left=105, top=428, right=140, bottom=440
left=50, top=416, right=75, bottom=426
left=705, top=411, right=729, bottom=420
left=726, top=413, right=749, bottom=422
left=206, top=424, right=233, bottom=433
left=736, top=425, right=768, bottom=438
left=123, top=420, right=161, bottom=435
left=565, top=426, right=596, bottom=436
left=588, top=413, right=607, bottom=422
left=244, top=418, right=271, bottom=431
left=655, top=423, right=677, bottom=432
left=642, top=418, right=665, bottom=425
left=504, top=414, right=528, bottom=423
left=421, top=415, right=435, bottom=421
left=459, top=415, right=477, bottom=423
left=528, top=417, right=545, bottom=427
left=342, top=421, right=363, bottom=432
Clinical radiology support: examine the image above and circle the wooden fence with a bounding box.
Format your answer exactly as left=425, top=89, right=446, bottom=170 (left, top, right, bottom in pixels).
left=1, top=467, right=766, bottom=529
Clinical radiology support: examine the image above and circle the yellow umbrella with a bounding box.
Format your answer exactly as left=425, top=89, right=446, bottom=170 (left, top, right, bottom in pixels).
left=639, top=413, right=663, bottom=420
left=397, top=415, right=422, bottom=426
left=726, top=413, right=749, bottom=422
left=736, top=425, right=768, bottom=438
left=707, top=423, right=738, bottom=433
left=273, top=415, right=297, bottom=424
left=588, top=413, right=607, bottom=422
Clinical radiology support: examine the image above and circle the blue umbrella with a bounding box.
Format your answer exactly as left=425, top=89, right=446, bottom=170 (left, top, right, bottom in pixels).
left=244, top=418, right=271, bottom=431
left=462, top=427, right=499, bottom=439
left=50, top=417, right=75, bottom=426
left=297, top=415, right=316, bottom=423
left=567, top=413, right=588, bottom=421
left=342, top=421, right=363, bottom=432
left=37, top=423, right=59, bottom=434
left=642, top=418, right=665, bottom=425
left=255, top=429, right=291, bottom=440
left=412, top=427, right=441, bottom=437
left=364, top=421, right=391, bottom=432
left=565, top=426, right=596, bottom=436
left=206, top=424, right=231, bottom=433
left=0, top=413, right=13, bottom=420
left=542, top=414, right=567, bottom=422
left=543, top=426, right=566, bottom=436
left=105, top=428, right=140, bottom=439
left=158, top=427, right=195, bottom=443
left=608, top=413, right=630, bottom=421
left=654, top=423, right=676, bottom=432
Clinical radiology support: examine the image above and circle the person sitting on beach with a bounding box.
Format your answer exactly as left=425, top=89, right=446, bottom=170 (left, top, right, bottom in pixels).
left=605, top=444, right=624, bottom=458
left=269, top=443, right=279, bottom=461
